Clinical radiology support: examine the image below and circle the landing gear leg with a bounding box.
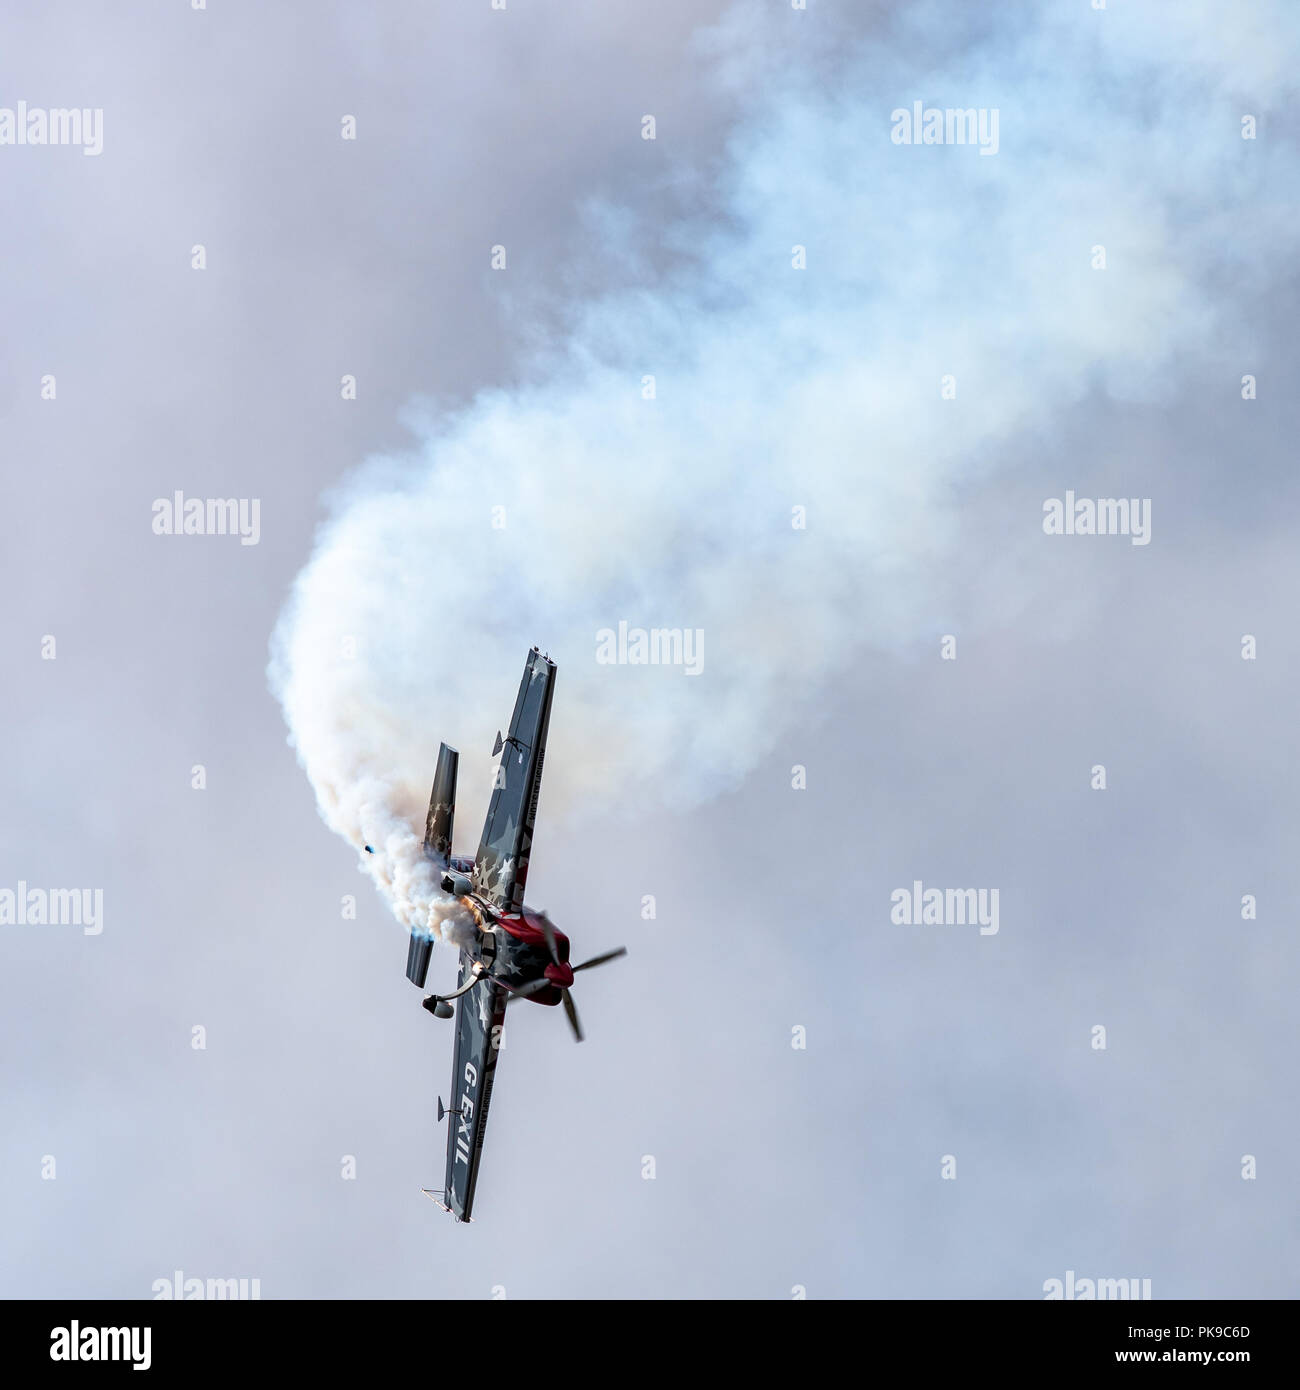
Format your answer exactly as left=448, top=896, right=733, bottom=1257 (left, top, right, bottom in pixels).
left=422, top=960, right=489, bottom=1019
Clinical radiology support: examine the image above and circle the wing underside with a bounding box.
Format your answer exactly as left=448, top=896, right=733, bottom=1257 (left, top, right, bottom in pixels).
left=471, top=650, right=555, bottom=913
left=443, top=954, right=506, bottom=1221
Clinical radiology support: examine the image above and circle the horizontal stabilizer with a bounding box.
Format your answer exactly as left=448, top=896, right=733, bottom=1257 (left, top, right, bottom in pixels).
left=423, top=743, right=459, bottom=866
left=406, top=932, right=434, bottom=988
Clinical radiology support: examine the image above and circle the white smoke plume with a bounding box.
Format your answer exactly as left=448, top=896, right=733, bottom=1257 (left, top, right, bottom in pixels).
left=269, top=1, right=1299, bottom=941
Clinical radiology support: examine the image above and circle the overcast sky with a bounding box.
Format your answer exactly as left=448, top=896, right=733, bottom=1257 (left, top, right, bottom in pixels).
left=2, top=0, right=1298, bottom=1299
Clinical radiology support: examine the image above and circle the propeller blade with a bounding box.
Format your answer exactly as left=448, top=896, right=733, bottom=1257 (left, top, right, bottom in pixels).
left=538, top=912, right=561, bottom=966
left=506, top=977, right=551, bottom=999
left=561, top=989, right=583, bottom=1042
left=572, top=946, right=627, bottom=973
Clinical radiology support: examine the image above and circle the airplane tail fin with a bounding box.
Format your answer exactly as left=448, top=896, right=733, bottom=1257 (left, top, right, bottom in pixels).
left=423, top=742, right=459, bottom=865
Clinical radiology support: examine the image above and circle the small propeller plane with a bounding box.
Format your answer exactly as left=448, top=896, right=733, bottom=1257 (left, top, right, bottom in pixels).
left=403, top=646, right=626, bottom=1222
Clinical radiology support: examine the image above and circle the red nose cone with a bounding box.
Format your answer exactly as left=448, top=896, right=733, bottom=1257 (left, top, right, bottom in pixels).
left=544, top=962, right=574, bottom=988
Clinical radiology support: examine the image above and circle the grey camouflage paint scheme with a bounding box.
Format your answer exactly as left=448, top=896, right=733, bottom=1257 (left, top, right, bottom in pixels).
left=440, top=651, right=556, bottom=1220
left=471, top=651, right=555, bottom=913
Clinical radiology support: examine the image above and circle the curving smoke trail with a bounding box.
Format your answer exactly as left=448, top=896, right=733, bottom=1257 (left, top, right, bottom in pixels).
left=269, top=1, right=1299, bottom=941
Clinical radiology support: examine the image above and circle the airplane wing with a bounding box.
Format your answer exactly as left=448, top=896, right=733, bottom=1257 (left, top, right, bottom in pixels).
left=471, top=649, right=556, bottom=913
left=443, top=952, right=507, bottom=1221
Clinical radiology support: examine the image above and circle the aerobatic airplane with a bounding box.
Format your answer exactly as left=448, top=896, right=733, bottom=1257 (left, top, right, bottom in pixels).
left=403, top=647, right=626, bottom=1222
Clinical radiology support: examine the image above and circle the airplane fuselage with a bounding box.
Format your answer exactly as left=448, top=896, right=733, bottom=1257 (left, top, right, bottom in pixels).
left=445, top=857, right=571, bottom=1004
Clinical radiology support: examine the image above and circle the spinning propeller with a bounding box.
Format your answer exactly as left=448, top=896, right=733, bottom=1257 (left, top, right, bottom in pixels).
left=508, top=912, right=627, bottom=1042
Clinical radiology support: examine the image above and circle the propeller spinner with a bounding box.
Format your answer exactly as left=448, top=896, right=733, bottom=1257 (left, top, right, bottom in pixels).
left=514, top=912, right=627, bottom=1042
